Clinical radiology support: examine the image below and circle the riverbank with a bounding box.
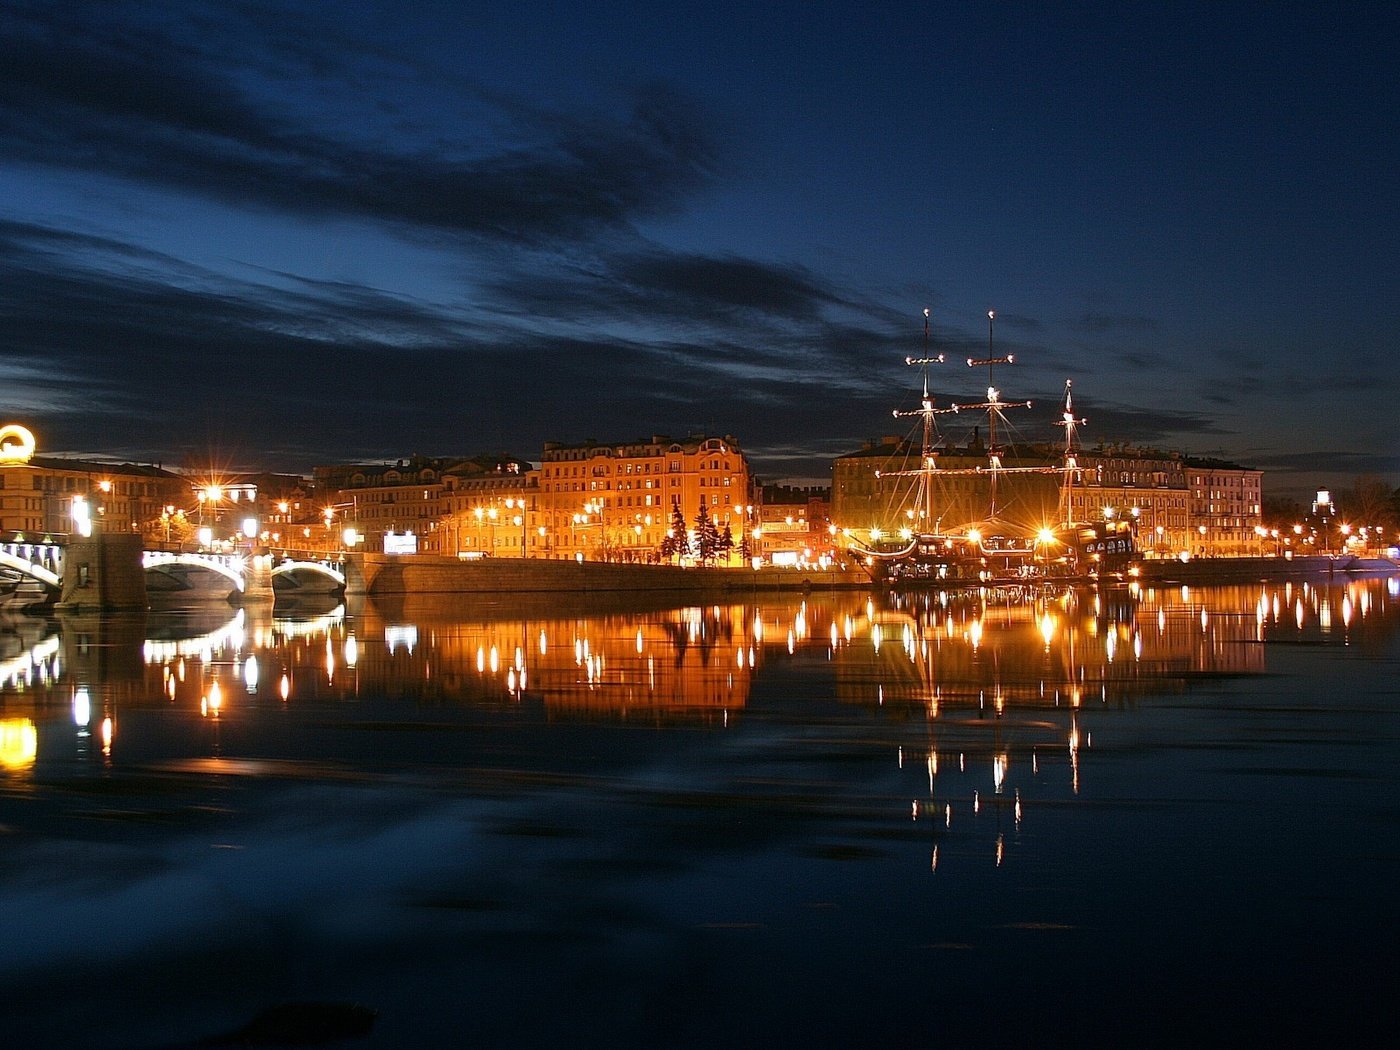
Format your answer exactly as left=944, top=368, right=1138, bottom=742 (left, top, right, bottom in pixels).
left=1137, top=553, right=1399, bottom=584
left=343, top=552, right=1399, bottom=597
left=345, top=552, right=870, bottom=597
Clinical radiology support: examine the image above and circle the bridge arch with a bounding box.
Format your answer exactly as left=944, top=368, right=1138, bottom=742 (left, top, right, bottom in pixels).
left=0, top=550, right=61, bottom=590
left=142, top=552, right=246, bottom=592
left=271, top=560, right=346, bottom=590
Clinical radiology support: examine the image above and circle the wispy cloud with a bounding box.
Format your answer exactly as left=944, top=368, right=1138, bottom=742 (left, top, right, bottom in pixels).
left=1, top=4, right=716, bottom=247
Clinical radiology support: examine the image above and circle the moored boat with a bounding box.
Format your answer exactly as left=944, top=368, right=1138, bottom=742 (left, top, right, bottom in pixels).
left=847, top=310, right=1137, bottom=587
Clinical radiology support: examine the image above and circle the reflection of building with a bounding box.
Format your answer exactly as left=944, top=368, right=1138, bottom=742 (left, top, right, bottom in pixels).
left=538, top=435, right=753, bottom=562
left=346, top=602, right=757, bottom=718
left=4, top=581, right=1396, bottom=774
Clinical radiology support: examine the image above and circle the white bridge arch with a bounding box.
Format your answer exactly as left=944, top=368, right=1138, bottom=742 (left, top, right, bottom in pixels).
left=271, top=560, right=346, bottom=588
left=0, top=548, right=62, bottom=589
left=142, top=551, right=247, bottom=591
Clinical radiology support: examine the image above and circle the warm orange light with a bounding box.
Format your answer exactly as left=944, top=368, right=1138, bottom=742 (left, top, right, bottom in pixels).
left=0, top=719, right=37, bottom=769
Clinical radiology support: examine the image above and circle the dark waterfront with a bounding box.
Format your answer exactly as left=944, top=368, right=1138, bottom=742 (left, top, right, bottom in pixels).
left=2, top=579, right=1399, bottom=1048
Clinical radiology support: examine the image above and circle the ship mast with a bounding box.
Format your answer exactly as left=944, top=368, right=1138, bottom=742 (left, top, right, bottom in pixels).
left=888, top=308, right=952, bottom=532
left=957, top=310, right=1031, bottom=521
left=1053, top=379, right=1086, bottom=528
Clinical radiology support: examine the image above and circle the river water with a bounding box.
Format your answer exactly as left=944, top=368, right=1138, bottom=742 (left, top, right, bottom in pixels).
left=2, top=578, right=1398, bottom=1048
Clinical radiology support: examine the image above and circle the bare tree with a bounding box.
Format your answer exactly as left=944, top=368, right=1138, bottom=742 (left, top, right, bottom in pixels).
left=1342, top=475, right=1398, bottom=529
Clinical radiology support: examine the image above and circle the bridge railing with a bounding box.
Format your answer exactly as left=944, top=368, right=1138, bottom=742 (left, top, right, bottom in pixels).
left=0, top=541, right=65, bottom=580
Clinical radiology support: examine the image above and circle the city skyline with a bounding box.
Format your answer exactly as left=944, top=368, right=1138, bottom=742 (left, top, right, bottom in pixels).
left=3, top=2, right=1397, bottom=497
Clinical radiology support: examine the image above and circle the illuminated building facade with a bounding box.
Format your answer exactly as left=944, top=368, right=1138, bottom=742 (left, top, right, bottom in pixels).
left=1186, top=458, right=1264, bottom=556
left=440, top=456, right=538, bottom=558
left=538, top=435, right=753, bottom=562
left=831, top=435, right=1063, bottom=539
left=833, top=435, right=1262, bottom=559
left=315, top=456, right=454, bottom=554
left=754, top=484, right=836, bottom=566
left=1065, top=448, right=1193, bottom=557
left=0, top=425, right=187, bottom=539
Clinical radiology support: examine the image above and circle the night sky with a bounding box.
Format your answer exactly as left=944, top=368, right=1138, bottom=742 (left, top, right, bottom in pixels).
left=3, top=2, right=1396, bottom=496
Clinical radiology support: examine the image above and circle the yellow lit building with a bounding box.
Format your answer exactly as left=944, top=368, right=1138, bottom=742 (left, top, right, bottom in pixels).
left=440, top=457, right=539, bottom=558
left=538, top=435, right=753, bottom=562
left=1185, top=458, right=1264, bottom=556
left=753, top=485, right=836, bottom=566
left=0, top=423, right=187, bottom=539
left=831, top=436, right=1256, bottom=559
left=315, top=456, right=453, bottom=554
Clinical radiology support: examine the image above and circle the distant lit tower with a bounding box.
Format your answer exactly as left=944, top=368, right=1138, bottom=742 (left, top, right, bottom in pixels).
left=1312, top=487, right=1334, bottom=553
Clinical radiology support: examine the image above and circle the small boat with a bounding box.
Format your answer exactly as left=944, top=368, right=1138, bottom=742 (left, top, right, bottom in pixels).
left=847, top=310, right=1137, bottom=587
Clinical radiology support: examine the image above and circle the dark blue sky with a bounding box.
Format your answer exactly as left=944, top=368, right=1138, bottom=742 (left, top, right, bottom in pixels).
left=2, top=1, right=1396, bottom=495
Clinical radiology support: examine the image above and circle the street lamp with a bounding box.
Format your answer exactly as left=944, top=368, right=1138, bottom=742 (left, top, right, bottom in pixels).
left=1035, top=526, right=1057, bottom=573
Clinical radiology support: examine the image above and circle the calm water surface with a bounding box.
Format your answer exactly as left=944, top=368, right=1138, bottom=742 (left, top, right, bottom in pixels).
left=2, top=579, right=1398, bottom=1048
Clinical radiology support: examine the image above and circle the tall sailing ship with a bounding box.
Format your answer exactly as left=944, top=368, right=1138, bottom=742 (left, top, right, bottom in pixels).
left=847, top=309, right=1137, bottom=587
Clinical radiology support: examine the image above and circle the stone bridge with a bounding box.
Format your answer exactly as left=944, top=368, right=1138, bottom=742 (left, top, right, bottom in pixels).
left=1, top=534, right=344, bottom=611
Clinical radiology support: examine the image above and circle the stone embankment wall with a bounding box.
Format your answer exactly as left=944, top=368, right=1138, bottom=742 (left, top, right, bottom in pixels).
left=346, top=554, right=869, bottom=596
left=1138, top=555, right=1398, bottom=584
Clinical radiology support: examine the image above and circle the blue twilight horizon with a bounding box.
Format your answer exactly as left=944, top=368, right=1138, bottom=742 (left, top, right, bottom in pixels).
left=1, top=1, right=1396, bottom=497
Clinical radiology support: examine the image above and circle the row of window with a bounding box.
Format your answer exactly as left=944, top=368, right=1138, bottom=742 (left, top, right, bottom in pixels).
left=0, top=475, right=162, bottom=496
left=544, top=458, right=737, bottom=479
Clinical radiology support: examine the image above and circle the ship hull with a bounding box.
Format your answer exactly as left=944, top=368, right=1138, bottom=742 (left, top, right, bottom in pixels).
left=854, top=521, right=1137, bottom=589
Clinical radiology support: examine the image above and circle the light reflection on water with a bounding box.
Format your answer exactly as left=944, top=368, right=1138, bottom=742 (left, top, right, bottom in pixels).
left=1, top=577, right=1398, bottom=1047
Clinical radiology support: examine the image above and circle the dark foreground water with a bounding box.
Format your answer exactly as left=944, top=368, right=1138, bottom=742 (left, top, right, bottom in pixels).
left=2, top=578, right=1399, bottom=1048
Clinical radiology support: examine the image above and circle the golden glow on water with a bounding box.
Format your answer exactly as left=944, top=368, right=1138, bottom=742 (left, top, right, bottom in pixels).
left=0, top=718, right=37, bottom=769
left=1, top=578, right=1394, bottom=882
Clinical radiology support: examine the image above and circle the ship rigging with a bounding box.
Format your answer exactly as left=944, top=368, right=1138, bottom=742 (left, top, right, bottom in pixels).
left=848, top=310, right=1137, bottom=586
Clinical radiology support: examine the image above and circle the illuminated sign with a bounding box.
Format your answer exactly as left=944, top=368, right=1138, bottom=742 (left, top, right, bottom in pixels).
left=0, top=424, right=36, bottom=464
left=383, top=530, right=418, bottom=555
